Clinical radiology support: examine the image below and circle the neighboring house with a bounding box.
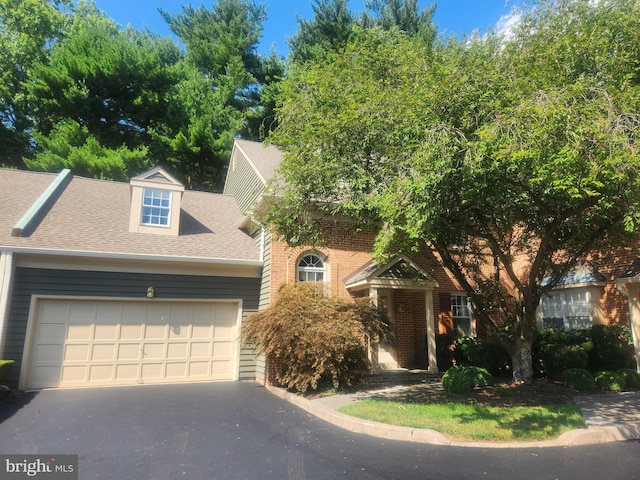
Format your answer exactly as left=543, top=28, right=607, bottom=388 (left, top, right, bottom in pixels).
left=2, top=139, right=638, bottom=391
left=0, top=166, right=262, bottom=389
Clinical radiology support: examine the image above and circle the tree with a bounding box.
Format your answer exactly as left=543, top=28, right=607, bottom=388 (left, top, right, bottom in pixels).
left=0, top=0, right=71, bottom=167
left=26, top=7, right=182, bottom=180
left=288, top=0, right=355, bottom=65
left=288, top=0, right=435, bottom=65
left=268, top=0, right=640, bottom=384
left=361, top=0, right=436, bottom=45
left=160, top=0, right=283, bottom=188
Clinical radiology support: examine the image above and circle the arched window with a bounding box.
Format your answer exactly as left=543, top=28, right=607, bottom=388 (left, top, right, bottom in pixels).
left=297, top=253, right=326, bottom=283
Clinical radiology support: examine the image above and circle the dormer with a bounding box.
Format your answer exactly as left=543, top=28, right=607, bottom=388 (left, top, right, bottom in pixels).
left=128, top=167, right=185, bottom=236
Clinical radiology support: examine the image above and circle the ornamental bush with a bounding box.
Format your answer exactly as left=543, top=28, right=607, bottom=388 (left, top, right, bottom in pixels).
left=442, top=366, right=492, bottom=394
left=616, top=368, right=640, bottom=390
left=0, top=360, right=14, bottom=384
left=561, top=368, right=595, bottom=391
left=454, top=336, right=511, bottom=377
left=594, top=370, right=625, bottom=392
left=588, top=325, right=635, bottom=372
left=539, top=344, right=588, bottom=379
left=242, top=283, right=391, bottom=393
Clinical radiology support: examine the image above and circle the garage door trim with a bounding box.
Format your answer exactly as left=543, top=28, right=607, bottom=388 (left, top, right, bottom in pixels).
left=20, top=295, right=244, bottom=389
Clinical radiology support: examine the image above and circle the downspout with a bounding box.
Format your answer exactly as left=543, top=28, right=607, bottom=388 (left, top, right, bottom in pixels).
left=0, top=251, right=14, bottom=357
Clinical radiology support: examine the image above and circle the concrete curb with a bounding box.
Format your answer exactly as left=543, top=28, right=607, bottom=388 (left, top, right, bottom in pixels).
left=266, top=385, right=640, bottom=448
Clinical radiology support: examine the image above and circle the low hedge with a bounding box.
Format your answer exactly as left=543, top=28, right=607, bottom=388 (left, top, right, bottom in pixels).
left=442, top=366, right=492, bottom=394
left=0, top=360, right=14, bottom=385
left=616, top=368, right=640, bottom=390
left=561, top=368, right=595, bottom=391
left=594, top=370, right=625, bottom=392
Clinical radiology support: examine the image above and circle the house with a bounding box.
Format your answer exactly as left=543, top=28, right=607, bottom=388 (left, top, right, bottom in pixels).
left=1, top=138, right=638, bottom=390
left=0, top=166, right=262, bottom=389
left=224, top=139, right=640, bottom=380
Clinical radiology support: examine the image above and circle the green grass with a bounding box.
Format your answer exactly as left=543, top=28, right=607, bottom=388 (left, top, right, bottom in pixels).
left=338, top=399, right=586, bottom=441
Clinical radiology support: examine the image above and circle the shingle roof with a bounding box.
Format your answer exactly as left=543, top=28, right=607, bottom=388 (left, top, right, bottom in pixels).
left=0, top=168, right=260, bottom=262
left=234, top=139, right=283, bottom=183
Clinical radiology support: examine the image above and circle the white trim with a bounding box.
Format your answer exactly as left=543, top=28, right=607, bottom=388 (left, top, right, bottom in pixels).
left=19, top=295, right=244, bottom=390
left=2, top=246, right=262, bottom=268
left=0, top=251, right=14, bottom=355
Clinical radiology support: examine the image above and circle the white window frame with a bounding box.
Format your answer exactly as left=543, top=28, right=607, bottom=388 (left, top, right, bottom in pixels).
left=540, top=288, right=594, bottom=330
left=451, top=293, right=473, bottom=336
left=296, top=253, right=326, bottom=283
left=141, top=188, right=172, bottom=227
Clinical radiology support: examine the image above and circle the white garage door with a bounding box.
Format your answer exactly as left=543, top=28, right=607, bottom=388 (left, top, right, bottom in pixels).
left=26, top=299, right=240, bottom=389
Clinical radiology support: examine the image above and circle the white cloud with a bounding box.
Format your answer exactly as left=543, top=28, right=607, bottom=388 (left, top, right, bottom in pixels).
left=495, top=9, right=522, bottom=40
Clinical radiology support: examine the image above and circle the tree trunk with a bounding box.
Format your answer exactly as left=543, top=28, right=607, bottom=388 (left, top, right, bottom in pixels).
left=509, top=334, right=534, bottom=384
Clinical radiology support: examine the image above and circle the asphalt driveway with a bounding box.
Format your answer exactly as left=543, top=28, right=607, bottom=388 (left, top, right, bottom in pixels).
left=1, top=382, right=639, bottom=480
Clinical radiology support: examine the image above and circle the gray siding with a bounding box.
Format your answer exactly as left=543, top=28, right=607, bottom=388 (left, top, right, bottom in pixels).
left=224, top=148, right=265, bottom=214
left=5, top=267, right=261, bottom=386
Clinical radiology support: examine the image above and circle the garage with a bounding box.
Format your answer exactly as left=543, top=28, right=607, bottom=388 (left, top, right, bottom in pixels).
left=23, top=298, right=241, bottom=389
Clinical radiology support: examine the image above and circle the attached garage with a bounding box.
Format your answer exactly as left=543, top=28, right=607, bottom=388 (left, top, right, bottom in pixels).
left=22, top=298, right=241, bottom=389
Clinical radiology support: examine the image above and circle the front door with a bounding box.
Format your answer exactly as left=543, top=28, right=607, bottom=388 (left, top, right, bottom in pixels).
left=375, top=292, right=397, bottom=370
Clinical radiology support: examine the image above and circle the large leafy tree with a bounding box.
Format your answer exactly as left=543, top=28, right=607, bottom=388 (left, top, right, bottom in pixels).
left=0, top=0, right=71, bottom=167
left=269, top=0, right=640, bottom=383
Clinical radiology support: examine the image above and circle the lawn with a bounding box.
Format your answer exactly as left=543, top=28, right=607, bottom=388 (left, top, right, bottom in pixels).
left=336, top=380, right=587, bottom=442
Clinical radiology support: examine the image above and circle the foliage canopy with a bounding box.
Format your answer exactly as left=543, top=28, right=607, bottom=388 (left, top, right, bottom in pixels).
left=269, top=0, right=640, bottom=383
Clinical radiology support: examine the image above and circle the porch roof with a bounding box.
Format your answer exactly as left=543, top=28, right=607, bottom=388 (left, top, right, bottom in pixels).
left=343, top=256, right=439, bottom=291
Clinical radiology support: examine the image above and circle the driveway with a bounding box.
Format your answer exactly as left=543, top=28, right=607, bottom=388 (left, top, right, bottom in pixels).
left=0, top=382, right=638, bottom=480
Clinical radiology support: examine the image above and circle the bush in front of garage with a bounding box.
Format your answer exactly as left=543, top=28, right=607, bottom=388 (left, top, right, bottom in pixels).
left=242, top=283, right=391, bottom=393
left=0, top=360, right=14, bottom=385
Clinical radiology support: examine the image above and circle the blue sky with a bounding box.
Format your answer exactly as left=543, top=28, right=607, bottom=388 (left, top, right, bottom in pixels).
left=93, top=0, right=523, bottom=55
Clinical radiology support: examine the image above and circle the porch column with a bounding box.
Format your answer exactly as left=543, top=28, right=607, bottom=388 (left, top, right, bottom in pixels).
left=425, top=290, right=438, bottom=374
left=369, top=287, right=379, bottom=368
left=0, top=250, right=14, bottom=357
left=629, top=284, right=640, bottom=372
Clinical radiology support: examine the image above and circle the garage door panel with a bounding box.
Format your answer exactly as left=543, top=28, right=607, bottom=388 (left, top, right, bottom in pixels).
left=34, top=344, right=63, bottom=363
left=64, top=344, right=89, bottom=362
left=67, top=323, right=92, bottom=340
left=144, top=324, right=166, bottom=340
left=119, top=324, right=142, bottom=341
left=68, top=302, right=96, bottom=322
left=117, top=344, right=140, bottom=360
left=190, top=342, right=211, bottom=357
left=27, top=299, right=239, bottom=389
left=92, top=344, right=115, bottom=361
left=94, top=324, right=118, bottom=341
left=166, top=343, right=188, bottom=359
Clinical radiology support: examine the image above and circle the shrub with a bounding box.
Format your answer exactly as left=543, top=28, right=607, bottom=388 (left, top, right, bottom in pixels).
left=454, top=336, right=511, bottom=376
left=616, top=368, right=640, bottom=390
left=0, top=360, right=14, bottom=384
left=594, top=370, right=625, bottom=392
left=242, top=283, right=391, bottom=392
left=532, top=329, right=590, bottom=377
left=436, top=333, right=456, bottom=371
left=589, top=325, right=635, bottom=372
left=442, top=366, right=492, bottom=394
left=561, top=368, right=595, bottom=391
left=539, top=344, right=588, bottom=379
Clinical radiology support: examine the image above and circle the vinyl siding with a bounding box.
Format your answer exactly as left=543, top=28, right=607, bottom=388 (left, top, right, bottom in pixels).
left=5, top=267, right=261, bottom=387
left=224, top=147, right=265, bottom=214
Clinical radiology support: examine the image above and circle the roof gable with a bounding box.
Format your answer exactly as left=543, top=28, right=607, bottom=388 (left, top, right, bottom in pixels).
left=344, top=256, right=439, bottom=291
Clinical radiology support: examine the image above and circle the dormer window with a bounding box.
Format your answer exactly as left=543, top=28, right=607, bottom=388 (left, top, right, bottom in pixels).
left=141, top=188, right=171, bottom=227
left=128, top=167, right=184, bottom=236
